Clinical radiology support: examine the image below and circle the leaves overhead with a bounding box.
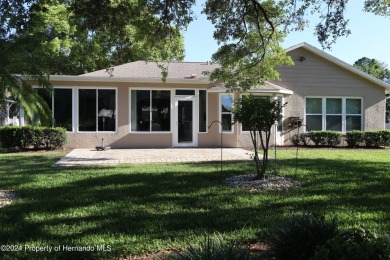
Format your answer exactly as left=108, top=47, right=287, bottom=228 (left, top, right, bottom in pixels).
left=1, top=0, right=390, bottom=122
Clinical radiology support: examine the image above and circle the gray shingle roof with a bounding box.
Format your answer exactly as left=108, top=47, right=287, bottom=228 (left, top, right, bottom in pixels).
left=81, top=61, right=220, bottom=79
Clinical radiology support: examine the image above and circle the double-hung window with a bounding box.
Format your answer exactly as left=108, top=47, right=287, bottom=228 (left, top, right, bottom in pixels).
left=305, top=97, right=362, bottom=132
left=220, top=94, right=234, bottom=132
left=131, top=90, right=171, bottom=132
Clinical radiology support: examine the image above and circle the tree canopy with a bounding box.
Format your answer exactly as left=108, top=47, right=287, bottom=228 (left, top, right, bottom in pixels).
left=232, top=95, right=286, bottom=178
left=353, top=57, right=390, bottom=81
left=1, top=0, right=390, bottom=122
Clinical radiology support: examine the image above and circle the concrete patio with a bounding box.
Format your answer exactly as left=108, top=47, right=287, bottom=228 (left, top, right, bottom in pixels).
left=52, top=148, right=252, bottom=167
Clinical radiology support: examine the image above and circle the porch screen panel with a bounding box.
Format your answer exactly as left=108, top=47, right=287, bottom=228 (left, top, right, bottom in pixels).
left=131, top=90, right=150, bottom=131
left=54, top=89, right=72, bottom=131
left=98, top=89, right=116, bottom=131
left=199, top=90, right=207, bottom=132
left=35, top=88, right=52, bottom=127
left=151, top=90, right=170, bottom=131
left=79, top=89, right=96, bottom=131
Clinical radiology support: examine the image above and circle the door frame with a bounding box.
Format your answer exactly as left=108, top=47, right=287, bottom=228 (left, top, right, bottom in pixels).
left=173, top=96, right=198, bottom=147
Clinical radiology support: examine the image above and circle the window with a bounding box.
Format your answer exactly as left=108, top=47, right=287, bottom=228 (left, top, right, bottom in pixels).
left=35, top=88, right=73, bottom=131
left=199, top=90, right=207, bottom=132
left=131, top=90, right=171, bottom=132
left=305, top=97, right=362, bottom=132
left=54, top=89, right=73, bottom=131
left=175, top=89, right=195, bottom=95
left=220, top=94, right=233, bottom=132
left=79, top=89, right=116, bottom=132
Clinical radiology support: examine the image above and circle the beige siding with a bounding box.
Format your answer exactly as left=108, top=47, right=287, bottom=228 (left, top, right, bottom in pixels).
left=274, top=48, right=386, bottom=144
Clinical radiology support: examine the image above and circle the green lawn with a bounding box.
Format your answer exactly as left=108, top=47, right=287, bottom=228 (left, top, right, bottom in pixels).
left=0, top=149, right=389, bottom=259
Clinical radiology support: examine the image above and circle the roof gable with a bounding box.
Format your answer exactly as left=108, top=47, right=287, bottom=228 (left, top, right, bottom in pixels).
left=286, top=42, right=390, bottom=92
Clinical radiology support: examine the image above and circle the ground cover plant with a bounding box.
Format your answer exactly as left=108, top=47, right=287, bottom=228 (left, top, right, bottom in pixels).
left=0, top=149, right=389, bottom=259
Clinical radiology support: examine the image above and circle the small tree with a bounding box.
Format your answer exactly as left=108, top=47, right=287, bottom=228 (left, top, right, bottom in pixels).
left=233, top=95, right=286, bottom=179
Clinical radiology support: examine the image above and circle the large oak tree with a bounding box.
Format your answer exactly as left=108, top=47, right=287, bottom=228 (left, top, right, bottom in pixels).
left=1, top=0, right=390, bottom=123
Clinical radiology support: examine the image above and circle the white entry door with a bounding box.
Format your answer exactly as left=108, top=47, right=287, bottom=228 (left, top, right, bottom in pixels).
left=174, top=97, right=197, bottom=147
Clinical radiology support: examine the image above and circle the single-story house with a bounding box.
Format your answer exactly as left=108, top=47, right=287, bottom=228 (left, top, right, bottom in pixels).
left=16, top=42, right=390, bottom=148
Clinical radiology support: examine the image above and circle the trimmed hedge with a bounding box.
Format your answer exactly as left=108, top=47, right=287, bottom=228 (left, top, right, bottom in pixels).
left=345, top=130, right=364, bottom=148
left=292, top=130, right=390, bottom=148
left=0, top=126, right=67, bottom=150
left=310, top=131, right=342, bottom=147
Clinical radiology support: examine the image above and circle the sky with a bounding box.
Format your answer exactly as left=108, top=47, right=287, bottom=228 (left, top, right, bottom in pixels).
left=183, top=2, right=390, bottom=66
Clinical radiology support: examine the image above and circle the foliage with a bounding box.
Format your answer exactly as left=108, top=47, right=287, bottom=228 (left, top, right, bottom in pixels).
left=353, top=57, right=390, bottom=81
left=232, top=95, right=286, bottom=179
left=167, top=233, right=250, bottom=260
left=345, top=130, right=365, bottom=148
left=0, top=126, right=66, bottom=150
left=269, top=212, right=339, bottom=260
left=353, top=57, right=390, bottom=123
left=313, top=228, right=390, bottom=260
left=364, top=131, right=385, bottom=147
left=291, top=133, right=309, bottom=146
left=0, top=0, right=185, bottom=124
left=2, top=0, right=389, bottom=111
left=309, top=131, right=342, bottom=147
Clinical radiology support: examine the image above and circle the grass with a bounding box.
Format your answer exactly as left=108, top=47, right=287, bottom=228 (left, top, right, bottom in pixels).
left=0, top=149, right=389, bottom=259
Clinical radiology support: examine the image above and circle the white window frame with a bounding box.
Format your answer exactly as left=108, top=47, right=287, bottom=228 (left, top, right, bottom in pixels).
left=305, top=96, right=363, bottom=133
left=219, top=93, right=234, bottom=133
left=129, top=88, right=172, bottom=133
left=77, top=87, right=118, bottom=133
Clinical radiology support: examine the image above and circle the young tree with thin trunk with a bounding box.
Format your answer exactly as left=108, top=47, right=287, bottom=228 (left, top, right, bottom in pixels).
left=232, top=95, right=286, bottom=179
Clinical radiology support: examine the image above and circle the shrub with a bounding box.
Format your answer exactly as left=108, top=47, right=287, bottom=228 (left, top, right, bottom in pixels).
left=291, top=134, right=300, bottom=146
left=269, top=212, right=339, bottom=260
left=379, top=130, right=390, bottom=147
left=291, top=133, right=309, bottom=146
left=167, top=233, right=250, bottom=260
left=345, top=130, right=364, bottom=148
left=0, top=126, right=67, bottom=150
left=364, top=131, right=383, bottom=147
left=0, top=126, right=20, bottom=149
left=313, top=227, right=390, bottom=260
left=309, top=131, right=342, bottom=147
left=42, top=127, right=67, bottom=150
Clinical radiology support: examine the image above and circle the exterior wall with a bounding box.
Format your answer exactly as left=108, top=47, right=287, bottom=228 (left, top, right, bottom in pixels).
left=274, top=48, right=386, bottom=145
left=52, top=80, right=239, bottom=148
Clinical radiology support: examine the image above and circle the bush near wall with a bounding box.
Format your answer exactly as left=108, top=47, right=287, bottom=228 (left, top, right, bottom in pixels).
left=310, top=131, right=342, bottom=147
left=0, top=126, right=67, bottom=151
left=292, top=130, right=390, bottom=148
left=345, top=130, right=365, bottom=148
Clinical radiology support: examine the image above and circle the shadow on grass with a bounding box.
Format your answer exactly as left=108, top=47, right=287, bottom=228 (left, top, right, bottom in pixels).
left=0, top=152, right=389, bottom=258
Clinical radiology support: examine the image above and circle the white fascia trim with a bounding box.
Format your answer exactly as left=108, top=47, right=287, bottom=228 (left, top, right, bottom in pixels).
left=246, top=89, right=294, bottom=95
left=287, top=42, right=390, bottom=91
left=208, top=89, right=293, bottom=95
left=49, top=75, right=211, bottom=84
